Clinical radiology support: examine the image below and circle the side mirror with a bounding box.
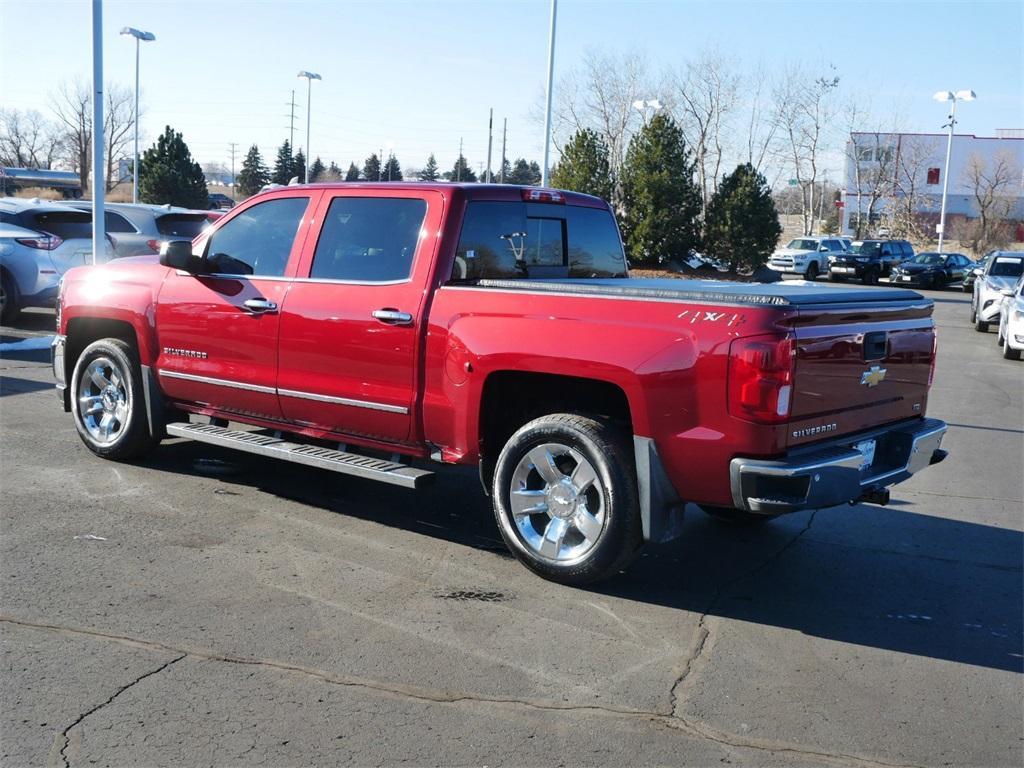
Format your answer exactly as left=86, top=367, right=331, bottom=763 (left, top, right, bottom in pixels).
left=1000, top=288, right=1016, bottom=297
left=971, top=267, right=984, bottom=276
left=159, top=240, right=203, bottom=273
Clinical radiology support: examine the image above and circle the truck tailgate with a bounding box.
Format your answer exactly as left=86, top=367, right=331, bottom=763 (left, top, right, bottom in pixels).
left=787, top=299, right=935, bottom=448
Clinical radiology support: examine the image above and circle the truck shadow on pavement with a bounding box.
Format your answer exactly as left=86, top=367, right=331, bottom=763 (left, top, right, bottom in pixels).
left=143, top=439, right=1023, bottom=675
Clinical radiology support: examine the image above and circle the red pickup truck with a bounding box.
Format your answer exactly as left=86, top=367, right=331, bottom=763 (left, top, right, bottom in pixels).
left=53, top=183, right=947, bottom=584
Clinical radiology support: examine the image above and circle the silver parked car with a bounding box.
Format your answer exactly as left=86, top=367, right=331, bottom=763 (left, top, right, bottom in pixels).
left=0, top=198, right=112, bottom=323
left=971, top=251, right=1024, bottom=332
left=65, top=202, right=212, bottom=258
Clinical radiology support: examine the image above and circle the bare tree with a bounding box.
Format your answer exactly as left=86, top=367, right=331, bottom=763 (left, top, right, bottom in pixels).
left=664, top=49, right=741, bottom=218
left=542, top=49, right=650, bottom=207
left=0, top=108, right=63, bottom=169
left=890, top=135, right=940, bottom=242
left=773, top=65, right=841, bottom=235
left=51, top=79, right=137, bottom=193
left=743, top=63, right=780, bottom=175
left=845, top=129, right=898, bottom=239
left=962, top=151, right=1020, bottom=252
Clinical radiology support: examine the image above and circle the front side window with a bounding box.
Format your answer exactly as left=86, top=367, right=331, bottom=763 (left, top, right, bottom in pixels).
left=205, top=196, right=308, bottom=276
left=310, top=197, right=426, bottom=282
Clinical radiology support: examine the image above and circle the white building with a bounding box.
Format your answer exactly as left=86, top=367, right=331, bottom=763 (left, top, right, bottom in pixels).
left=841, top=129, right=1024, bottom=241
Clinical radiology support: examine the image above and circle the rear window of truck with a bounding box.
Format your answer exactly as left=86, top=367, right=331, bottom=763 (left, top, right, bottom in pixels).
left=156, top=214, right=210, bottom=239
left=453, top=201, right=626, bottom=280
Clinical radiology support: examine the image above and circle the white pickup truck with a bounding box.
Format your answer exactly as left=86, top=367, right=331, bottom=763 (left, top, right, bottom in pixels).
left=768, top=236, right=848, bottom=280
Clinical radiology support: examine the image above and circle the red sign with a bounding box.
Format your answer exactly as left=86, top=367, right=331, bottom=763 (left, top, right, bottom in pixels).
left=835, top=200, right=845, bottom=208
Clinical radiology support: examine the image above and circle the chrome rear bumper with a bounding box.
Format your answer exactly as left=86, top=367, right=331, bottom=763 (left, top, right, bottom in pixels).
left=730, top=418, right=947, bottom=515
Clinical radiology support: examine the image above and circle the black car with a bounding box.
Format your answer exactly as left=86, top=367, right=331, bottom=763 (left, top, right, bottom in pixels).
left=889, top=252, right=973, bottom=289
left=828, top=239, right=913, bottom=284
left=961, top=252, right=991, bottom=293
left=207, top=193, right=235, bottom=210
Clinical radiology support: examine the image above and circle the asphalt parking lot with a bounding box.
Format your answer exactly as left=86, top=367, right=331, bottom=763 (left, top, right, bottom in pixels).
left=1, top=284, right=1021, bottom=768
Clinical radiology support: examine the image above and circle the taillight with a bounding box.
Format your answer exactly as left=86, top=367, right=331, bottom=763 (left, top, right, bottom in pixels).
left=928, top=331, right=938, bottom=388
left=15, top=235, right=64, bottom=251
left=728, top=334, right=796, bottom=424
left=146, top=239, right=161, bottom=253
left=521, top=188, right=565, bottom=204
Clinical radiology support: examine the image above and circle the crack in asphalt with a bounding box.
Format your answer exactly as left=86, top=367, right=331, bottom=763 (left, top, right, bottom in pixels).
left=668, top=511, right=818, bottom=719
left=57, top=654, right=186, bottom=767
left=3, top=608, right=923, bottom=768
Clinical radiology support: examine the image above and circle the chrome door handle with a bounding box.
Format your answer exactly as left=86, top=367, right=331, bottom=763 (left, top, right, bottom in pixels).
left=372, top=309, right=413, bottom=326
left=243, top=298, right=278, bottom=314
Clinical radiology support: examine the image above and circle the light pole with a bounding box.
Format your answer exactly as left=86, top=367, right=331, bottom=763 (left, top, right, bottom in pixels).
left=297, top=71, right=321, bottom=183
left=120, top=26, right=155, bottom=204
left=632, top=98, right=662, bottom=125
left=933, top=89, right=975, bottom=252
left=540, top=0, right=557, bottom=187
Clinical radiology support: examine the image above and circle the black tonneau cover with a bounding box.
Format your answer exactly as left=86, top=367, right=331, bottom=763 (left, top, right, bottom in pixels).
left=471, top=278, right=925, bottom=307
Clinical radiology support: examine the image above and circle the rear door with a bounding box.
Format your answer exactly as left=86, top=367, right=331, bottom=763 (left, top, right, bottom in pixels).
left=787, top=298, right=935, bottom=447
left=155, top=192, right=316, bottom=421
left=275, top=189, right=442, bottom=445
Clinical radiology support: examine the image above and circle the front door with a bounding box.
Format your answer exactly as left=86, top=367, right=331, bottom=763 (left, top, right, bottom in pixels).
left=276, top=190, right=443, bottom=445
left=155, top=193, right=316, bottom=421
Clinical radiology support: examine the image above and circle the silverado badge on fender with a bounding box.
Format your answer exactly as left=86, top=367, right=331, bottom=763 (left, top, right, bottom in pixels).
left=860, top=365, right=887, bottom=387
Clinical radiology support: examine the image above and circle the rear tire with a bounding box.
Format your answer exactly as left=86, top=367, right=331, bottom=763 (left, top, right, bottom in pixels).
left=699, top=505, right=779, bottom=525
left=492, top=413, right=642, bottom=585
left=70, top=338, right=159, bottom=460
left=0, top=270, right=20, bottom=324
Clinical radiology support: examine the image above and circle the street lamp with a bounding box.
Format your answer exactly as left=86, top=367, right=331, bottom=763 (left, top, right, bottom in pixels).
left=632, top=98, right=663, bottom=124
left=297, top=71, right=321, bottom=183
left=120, top=26, right=155, bottom=204
left=540, top=0, right=557, bottom=187
left=933, top=89, right=975, bottom=252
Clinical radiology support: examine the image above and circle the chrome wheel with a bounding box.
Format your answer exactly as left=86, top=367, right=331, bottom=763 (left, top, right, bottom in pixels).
left=509, top=442, right=606, bottom=564
left=77, top=356, right=130, bottom=444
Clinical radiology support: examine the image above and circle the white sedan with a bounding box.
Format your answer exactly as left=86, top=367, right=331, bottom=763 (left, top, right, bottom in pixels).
left=996, top=276, right=1024, bottom=360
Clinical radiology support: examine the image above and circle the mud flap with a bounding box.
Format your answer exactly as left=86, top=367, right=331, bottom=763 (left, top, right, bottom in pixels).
left=140, top=365, right=166, bottom=440
left=633, top=436, right=685, bottom=543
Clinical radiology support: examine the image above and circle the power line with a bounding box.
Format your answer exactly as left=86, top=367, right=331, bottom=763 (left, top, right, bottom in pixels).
left=286, top=90, right=298, bottom=152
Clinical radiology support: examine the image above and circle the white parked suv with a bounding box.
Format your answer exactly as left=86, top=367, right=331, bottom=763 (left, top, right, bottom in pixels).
left=971, top=251, right=1024, bottom=332
left=768, top=236, right=847, bottom=280
left=996, top=276, right=1024, bottom=360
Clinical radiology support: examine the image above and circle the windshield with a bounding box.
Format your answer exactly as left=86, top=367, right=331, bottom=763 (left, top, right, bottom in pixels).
left=850, top=241, right=881, bottom=256
left=786, top=239, right=820, bottom=250
left=912, top=253, right=943, bottom=265
left=989, top=257, right=1024, bottom=278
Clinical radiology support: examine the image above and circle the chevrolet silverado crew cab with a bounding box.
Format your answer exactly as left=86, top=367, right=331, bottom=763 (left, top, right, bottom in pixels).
left=53, top=183, right=948, bottom=585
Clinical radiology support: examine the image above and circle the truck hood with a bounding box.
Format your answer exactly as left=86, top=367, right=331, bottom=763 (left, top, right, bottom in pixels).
left=482, top=278, right=924, bottom=307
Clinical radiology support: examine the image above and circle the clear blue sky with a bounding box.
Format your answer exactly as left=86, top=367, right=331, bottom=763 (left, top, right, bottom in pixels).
left=2, top=0, right=1021, bottom=177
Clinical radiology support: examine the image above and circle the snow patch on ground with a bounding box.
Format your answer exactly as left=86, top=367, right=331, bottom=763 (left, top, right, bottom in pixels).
left=0, top=335, right=55, bottom=353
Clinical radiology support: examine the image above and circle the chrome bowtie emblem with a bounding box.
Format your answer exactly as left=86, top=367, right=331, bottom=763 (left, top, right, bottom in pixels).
left=861, top=365, right=887, bottom=387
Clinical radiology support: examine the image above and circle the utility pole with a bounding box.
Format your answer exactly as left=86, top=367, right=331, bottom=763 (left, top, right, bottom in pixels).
left=287, top=90, right=298, bottom=154
left=457, top=137, right=463, bottom=181
left=378, top=147, right=383, bottom=181
left=90, top=0, right=104, bottom=265
left=485, top=108, right=494, bottom=183
left=228, top=142, right=238, bottom=200
left=499, top=118, right=507, bottom=183
left=541, top=0, right=558, bottom=187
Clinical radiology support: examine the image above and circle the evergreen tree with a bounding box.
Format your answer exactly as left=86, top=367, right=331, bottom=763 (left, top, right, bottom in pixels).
left=363, top=153, right=381, bottom=182
left=236, top=144, right=270, bottom=197
left=508, top=158, right=540, bottom=185
left=419, top=153, right=440, bottom=181
left=138, top=125, right=208, bottom=208
left=620, top=114, right=702, bottom=265
left=445, top=154, right=477, bottom=182
left=703, top=163, right=782, bottom=274
left=382, top=154, right=403, bottom=181
left=497, top=157, right=512, bottom=183
left=345, top=162, right=361, bottom=181
left=293, top=150, right=306, bottom=182
left=550, top=129, right=613, bottom=201
left=272, top=140, right=294, bottom=185
left=308, top=157, right=326, bottom=183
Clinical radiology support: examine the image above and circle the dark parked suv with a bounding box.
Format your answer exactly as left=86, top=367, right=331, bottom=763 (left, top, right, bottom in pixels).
left=829, top=239, right=913, bottom=284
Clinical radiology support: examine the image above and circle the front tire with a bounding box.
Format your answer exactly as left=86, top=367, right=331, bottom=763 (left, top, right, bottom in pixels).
left=805, top=262, right=819, bottom=281
left=1004, top=331, right=1022, bottom=360
left=862, top=268, right=879, bottom=286
left=975, top=317, right=990, bottom=333
left=492, top=414, right=642, bottom=585
left=70, top=338, right=158, bottom=460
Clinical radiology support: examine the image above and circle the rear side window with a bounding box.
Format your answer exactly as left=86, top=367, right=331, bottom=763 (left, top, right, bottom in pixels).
left=105, top=212, right=136, bottom=233
left=454, top=202, right=625, bottom=280
left=205, top=196, right=308, bottom=276
left=310, top=197, right=426, bottom=282
left=28, top=211, right=92, bottom=240
left=157, top=214, right=209, bottom=239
